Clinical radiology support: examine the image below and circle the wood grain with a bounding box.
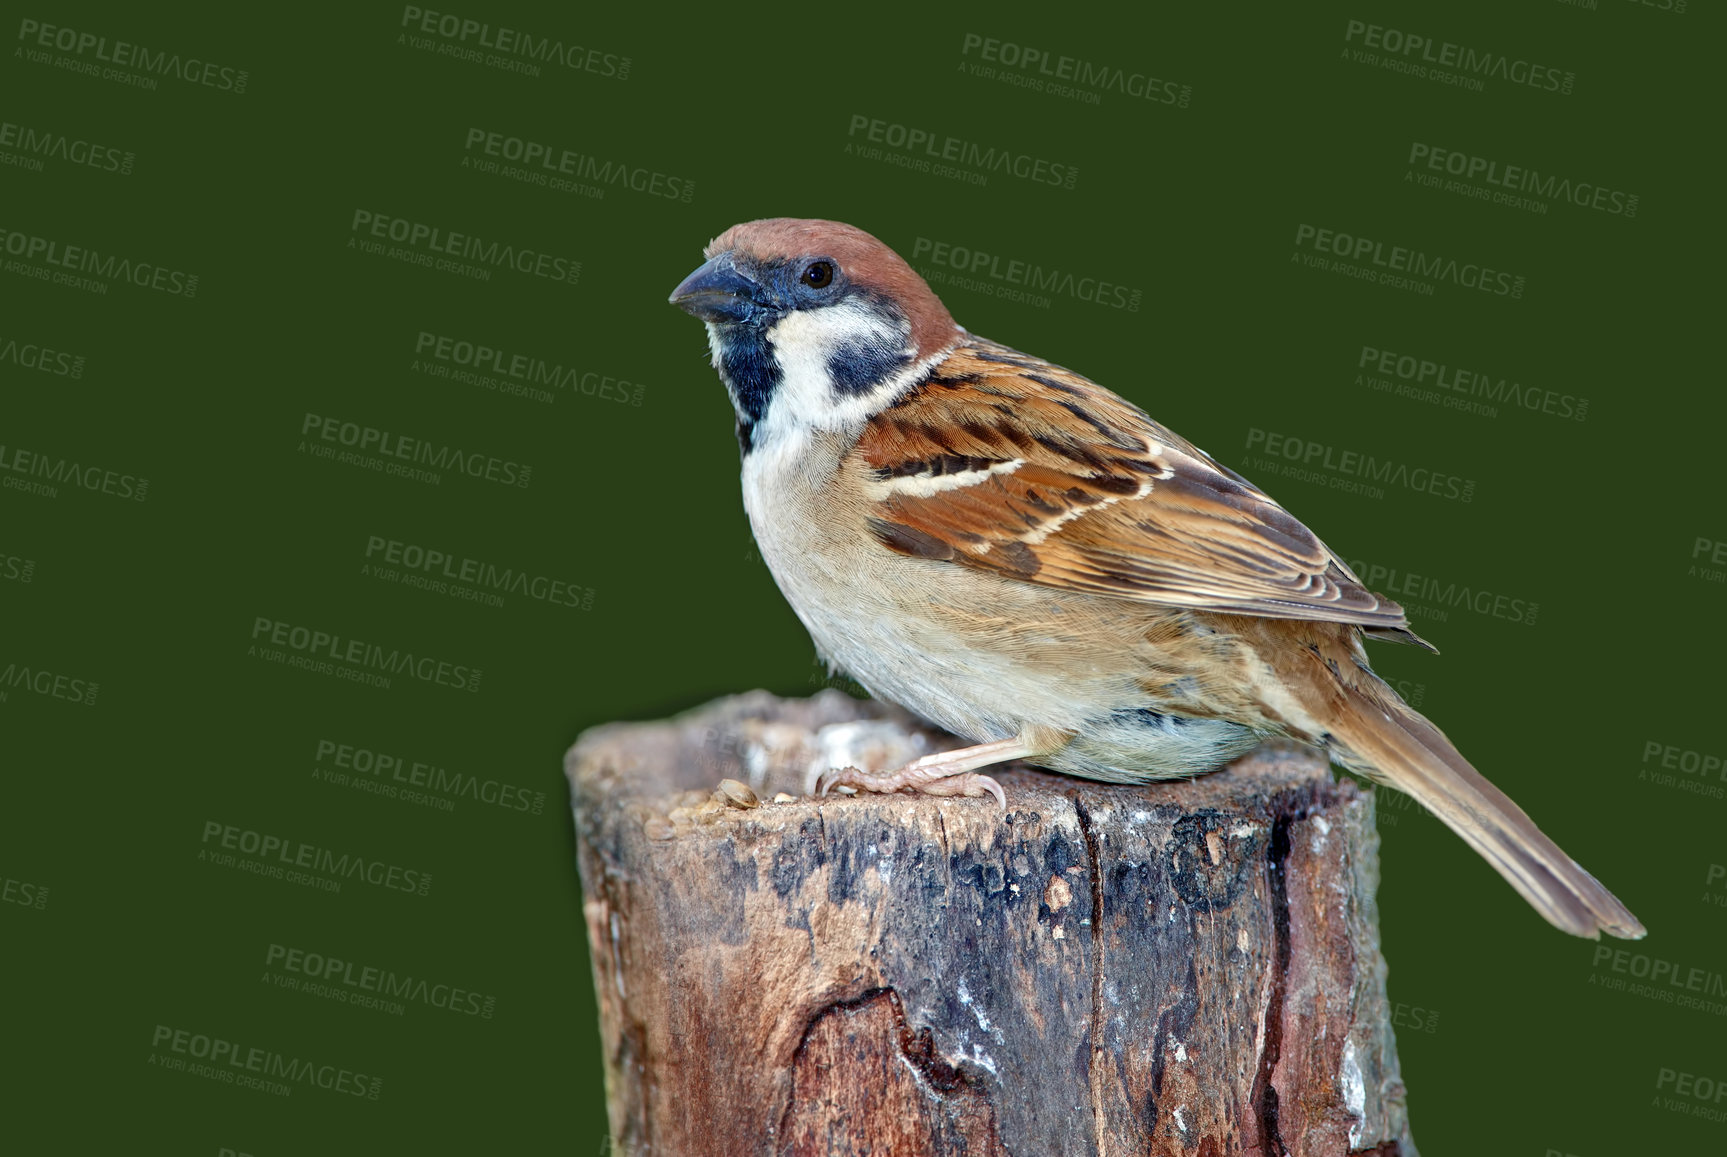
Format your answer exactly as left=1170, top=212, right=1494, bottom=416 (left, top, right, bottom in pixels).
left=568, top=691, right=1416, bottom=1156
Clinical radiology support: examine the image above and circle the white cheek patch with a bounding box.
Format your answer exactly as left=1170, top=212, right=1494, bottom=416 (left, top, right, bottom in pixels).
left=737, top=303, right=963, bottom=469
left=765, top=301, right=911, bottom=431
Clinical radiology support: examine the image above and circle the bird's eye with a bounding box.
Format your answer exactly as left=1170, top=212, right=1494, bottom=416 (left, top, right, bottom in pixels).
left=801, top=261, right=834, bottom=289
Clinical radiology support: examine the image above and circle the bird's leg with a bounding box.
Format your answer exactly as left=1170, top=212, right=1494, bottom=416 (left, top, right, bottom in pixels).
left=813, top=736, right=1034, bottom=809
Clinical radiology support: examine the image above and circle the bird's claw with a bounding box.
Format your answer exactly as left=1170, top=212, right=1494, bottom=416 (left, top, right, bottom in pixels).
left=812, top=765, right=1007, bottom=810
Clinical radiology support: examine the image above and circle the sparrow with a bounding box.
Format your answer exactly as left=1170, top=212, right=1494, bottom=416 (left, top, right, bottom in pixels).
left=669, top=217, right=1644, bottom=941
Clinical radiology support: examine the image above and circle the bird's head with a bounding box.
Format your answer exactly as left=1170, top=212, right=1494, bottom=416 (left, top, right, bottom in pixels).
left=669, top=218, right=960, bottom=453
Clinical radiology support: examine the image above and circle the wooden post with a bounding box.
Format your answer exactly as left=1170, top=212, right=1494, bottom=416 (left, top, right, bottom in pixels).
left=567, top=691, right=1417, bottom=1157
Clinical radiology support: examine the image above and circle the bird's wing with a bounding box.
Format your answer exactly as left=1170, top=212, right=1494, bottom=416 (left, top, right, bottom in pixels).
left=851, top=336, right=1419, bottom=635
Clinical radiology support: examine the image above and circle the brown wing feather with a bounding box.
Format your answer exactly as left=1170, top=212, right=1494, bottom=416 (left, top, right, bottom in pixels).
left=853, top=336, right=1418, bottom=635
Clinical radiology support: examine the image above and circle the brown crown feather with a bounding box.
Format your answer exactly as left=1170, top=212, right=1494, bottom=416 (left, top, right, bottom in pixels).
left=707, top=218, right=960, bottom=360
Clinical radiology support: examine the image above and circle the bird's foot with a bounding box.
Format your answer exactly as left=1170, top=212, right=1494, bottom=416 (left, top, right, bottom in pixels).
left=815, top=765, right=1007, bottom=808
left=812, top=736, right=1032, bottom=809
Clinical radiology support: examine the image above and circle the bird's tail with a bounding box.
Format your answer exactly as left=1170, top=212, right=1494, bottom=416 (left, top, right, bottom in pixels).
left=1321, top=678, right=1644, bottom=940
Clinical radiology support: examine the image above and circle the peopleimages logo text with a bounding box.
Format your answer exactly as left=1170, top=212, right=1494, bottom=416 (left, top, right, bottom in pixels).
left=1294, top=224, right=1522, bottom=297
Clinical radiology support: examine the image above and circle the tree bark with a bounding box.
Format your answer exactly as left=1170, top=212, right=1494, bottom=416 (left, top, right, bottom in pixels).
left=568, top=690, right=1416, bottom=1157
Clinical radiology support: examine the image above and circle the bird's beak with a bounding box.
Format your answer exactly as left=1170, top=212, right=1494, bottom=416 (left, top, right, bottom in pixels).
left=669, top=254, right=769, bottom=324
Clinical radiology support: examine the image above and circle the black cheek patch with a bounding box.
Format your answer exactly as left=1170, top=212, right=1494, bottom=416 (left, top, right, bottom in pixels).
left=828, top=338, right=911, bottom=396
left=826, top=293, right=912, bottom=396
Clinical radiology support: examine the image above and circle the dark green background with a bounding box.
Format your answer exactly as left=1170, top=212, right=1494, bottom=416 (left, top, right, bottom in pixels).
left=3, top=2, right=1720, bottom=1153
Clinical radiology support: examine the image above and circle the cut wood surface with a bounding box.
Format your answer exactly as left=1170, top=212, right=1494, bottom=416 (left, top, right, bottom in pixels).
left=567, top=690, right=1416, bottom=1157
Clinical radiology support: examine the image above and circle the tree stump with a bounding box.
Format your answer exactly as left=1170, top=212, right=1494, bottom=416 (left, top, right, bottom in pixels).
left=567, top=691, right=1416, bottom=1157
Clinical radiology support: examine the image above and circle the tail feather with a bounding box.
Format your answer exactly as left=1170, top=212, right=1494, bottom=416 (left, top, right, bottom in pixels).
left=1325, top=683, right=1644, bottom=940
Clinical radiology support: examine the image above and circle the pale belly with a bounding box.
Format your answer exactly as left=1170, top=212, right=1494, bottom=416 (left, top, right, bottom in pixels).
left=741, top=448, right=1262, bottom=782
